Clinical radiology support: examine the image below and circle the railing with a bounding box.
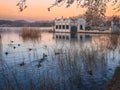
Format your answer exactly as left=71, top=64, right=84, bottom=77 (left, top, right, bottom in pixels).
left=70, top=22, right=78, bottom=26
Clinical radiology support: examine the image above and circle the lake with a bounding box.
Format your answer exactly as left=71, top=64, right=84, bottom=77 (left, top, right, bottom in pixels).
left=0, top=27, right=119, bottom=90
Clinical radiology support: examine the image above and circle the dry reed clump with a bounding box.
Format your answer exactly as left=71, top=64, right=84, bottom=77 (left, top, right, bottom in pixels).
left=0, top=42, right=114, bottom=90
left=20, top=27, right=41, bottom=41
left=0, top=46, right=109, bottom=90
left=107, top=34, right=120, bottom=50
left=80, top=46, right=98, bottom=62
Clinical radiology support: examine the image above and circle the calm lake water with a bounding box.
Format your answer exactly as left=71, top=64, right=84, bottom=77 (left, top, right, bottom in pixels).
left=0, top=27, right=120, bottom=90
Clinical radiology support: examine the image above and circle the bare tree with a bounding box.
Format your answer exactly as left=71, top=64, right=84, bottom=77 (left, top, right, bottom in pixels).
left=17, top=0, right=27, bottom=11
left=84, top=5, right=105, bottom=27
left=17, top=0, right=120, bottom=15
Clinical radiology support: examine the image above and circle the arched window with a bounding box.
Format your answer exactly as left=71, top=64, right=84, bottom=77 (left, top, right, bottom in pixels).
left=80, top=25, right=83, bottom=30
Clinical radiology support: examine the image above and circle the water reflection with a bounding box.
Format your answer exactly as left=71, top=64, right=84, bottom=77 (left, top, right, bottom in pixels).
left=0, top=28, right=120, bottom=90
left=20, top=34, right=41, bottom=42
left=54, top=33, right=92, bottom=45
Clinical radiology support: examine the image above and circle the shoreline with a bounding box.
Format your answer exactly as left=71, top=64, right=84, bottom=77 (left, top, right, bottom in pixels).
left=0, top=27, right=120, bottom=34
left=54, top=30, right=120, bottom=34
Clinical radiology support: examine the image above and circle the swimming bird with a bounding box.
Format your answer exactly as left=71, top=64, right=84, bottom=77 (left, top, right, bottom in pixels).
left=36, top=62, right=42, bottom=68
left=19, top=61, right=25, bottom=66
left=43, top=53, right=47, bottom=58
left=37, top=58, right=45, bottom=68
left=13, top=46, right=16, bottom=49
left=5, top=52, right=8, bottom=56
left=55, top=52, right=61, bottom=55
left=39, top=58, right=44, bottom=63
left=28, top=48, right=32, bottom=51
left=87, top=70, right=93, bottom=76
left=18, top=44, right=20, bottom=46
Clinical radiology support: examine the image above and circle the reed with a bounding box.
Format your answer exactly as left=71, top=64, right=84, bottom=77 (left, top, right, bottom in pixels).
left=20, top=27, right=41, bottom=41
left=0, top=40, right=118, bottom=90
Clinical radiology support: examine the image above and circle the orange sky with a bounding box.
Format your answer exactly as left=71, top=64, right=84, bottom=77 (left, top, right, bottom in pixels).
left=0, top=0, right=120, bottom=21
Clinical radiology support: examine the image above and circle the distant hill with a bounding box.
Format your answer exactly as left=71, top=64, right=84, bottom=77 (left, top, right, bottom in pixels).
left=0, top=20, right=54, bottom=27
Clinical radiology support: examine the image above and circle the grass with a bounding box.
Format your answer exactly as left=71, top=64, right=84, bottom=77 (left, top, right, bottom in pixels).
left=0, top=44, right=107, bottom=90
left=0, top=33, right=120, bottom=90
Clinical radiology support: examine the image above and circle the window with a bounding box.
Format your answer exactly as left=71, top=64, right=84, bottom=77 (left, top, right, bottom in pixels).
left=56, top=35, right=58, bottom=38
left=56, top=25, right=58, bottom=29
left=80, top=35, right=83, bottom=40
left=66, top=25, right=69, bottom=29
left=62, top=25, right=65, bottom=29
left=59, top=35, right=61, bottom=39
left=59, top=25, right=61, bottom=29
left=80, top=25, right=83, bottom=30
left=66, top=36, right=69, bottom=39
left=63, top=36, right=65, bottom=39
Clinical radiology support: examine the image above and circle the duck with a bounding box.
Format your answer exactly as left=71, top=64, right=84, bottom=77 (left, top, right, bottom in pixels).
left=43, top=53, right=47, bottom=58
left=18, top=44, right=20, bottom=46
left=28, top=48, right=32, bottom=51
left=5, top=52, right=8, bottom=56
left=55, top=52, right=60, bottom=55
left=13, top=46, right=16, bottom=49
left=19, top=61, right=25, bottom=66
left=87, top=70, right=93, bottom=76
left=36, top=62, right=42, bottom=68
left=39, top=58, right=44, bottom=63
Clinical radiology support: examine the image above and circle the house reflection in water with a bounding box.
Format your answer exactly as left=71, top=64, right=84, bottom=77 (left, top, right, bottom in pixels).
left=54, top=33, right=110, bottom=81
left=54, top=33, right=92, bottom=43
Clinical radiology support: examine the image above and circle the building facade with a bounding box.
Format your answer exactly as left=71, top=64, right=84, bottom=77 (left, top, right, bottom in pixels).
left=54, top=17, right=86, bottom=33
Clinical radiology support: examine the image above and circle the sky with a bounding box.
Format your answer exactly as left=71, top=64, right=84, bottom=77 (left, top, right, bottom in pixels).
left=0, top=0, right=120, bottom=21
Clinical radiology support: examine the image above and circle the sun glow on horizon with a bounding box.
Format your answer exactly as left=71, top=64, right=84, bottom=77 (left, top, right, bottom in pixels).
left=0, top=0, right=120, bottom=21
